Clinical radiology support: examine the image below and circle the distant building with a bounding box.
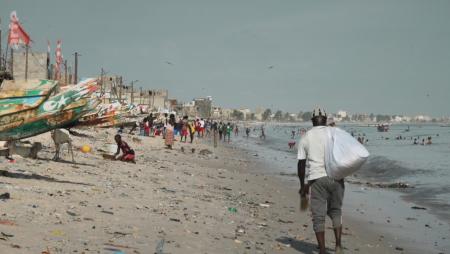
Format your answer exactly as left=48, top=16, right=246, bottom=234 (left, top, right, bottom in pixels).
left=212, top=107, right=222, bottom=119
left=254, top=107, right=263, bottom=120
left=148, top=89, right=169, bottom=111
left=239, top=108, right=252, bottom=120
left=97, top=76, right=169, bottom=110
left=193, top=97, right=212, bottom=118
left=414, top=115, right=432, bottom=122
left=181, top=101, right=196, bottom=117
left=221, top=108, right=233, bottom=120
left=337, top=110, right=348, bottom=119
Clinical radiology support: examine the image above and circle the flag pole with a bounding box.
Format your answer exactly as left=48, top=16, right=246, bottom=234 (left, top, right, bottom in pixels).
left=64, top=59, right=67, bottom=85
left=0, top=17, right=2, bottom=70
left=25, top=45, right=29, bottom=80
left=47, top=41, right=50, bottom=79
left=4, top=30, right=9, bottom=71
left=10, top=48, right=13, bottom=79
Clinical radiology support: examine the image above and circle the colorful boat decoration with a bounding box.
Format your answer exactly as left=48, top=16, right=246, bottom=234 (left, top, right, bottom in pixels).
left=0, top=78, right=99, bottom=141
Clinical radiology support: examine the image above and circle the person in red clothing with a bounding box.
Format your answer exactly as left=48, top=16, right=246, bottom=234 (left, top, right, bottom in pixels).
left=181, top=120, right=189, bottom=142
left=114, top=134, right=136, bottom=163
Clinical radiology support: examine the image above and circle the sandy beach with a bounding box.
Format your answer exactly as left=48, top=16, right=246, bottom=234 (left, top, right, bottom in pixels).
left=0, top=128, right=447, bottom=254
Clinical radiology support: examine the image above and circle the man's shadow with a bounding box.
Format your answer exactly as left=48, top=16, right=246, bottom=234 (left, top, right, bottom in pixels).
left=0, top=169, right=93, bottom=186
left=276, top=236, right=333, bottom=254
left=37, top=157, right=96, bottom=167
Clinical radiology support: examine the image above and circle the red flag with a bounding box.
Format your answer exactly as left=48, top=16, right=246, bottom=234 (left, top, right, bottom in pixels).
left=55, top=40, right=62, bottom=79
left=8, top=11, right=31, bottom=46
left=56, top=40, right=62, bottom=65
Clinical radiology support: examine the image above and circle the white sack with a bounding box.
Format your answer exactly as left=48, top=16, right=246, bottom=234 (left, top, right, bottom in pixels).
left=325, top=127, right=369, bottom=180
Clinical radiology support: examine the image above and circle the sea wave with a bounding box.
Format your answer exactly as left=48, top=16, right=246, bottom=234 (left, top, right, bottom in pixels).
left=355, top=155, right=426, bottom=181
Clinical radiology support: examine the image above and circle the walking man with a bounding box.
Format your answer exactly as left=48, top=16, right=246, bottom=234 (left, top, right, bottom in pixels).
left=297, top=108, right=344, bottom=254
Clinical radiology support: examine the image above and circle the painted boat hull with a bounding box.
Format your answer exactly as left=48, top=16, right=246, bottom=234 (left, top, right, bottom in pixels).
left=0, top=79, right=98, bottom=141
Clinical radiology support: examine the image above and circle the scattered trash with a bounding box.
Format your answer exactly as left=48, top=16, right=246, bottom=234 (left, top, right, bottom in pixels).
left=0, top=192, right=10, bottom=200
left=0, top=220, right=16, bottom=226
left=278, top=219, right=293, bottom=224
left=259, top=203, right=270, bottom=208
left=115, top=232, right=130, bottom=236
left=199, top=149, right=213, bottom=156
left=169, top=218, right=181, bottom=222
left=104, top=243, right=138, bottom=250
left=41, top=247, right=51, bottom=254
left=50, top=229, right=64, bottom=237
left=155, top=239, right=165, bottom=254
left=66, top=210, right=78, bottom=216
left=228, top=207, right=237, bottom=213
left=235, top=225, right=246, bottom=236
left=103, top=247, right=125, bottom=253
left=101, top=210, right=114, bottom=215
left=1, top=232, right=14, bottom=238
left=10, top=243, right=21, bottom=248
left=159, top=187, right=176, bottom=193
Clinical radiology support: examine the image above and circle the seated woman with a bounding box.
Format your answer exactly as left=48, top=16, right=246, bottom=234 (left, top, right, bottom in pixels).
left=114, top=134, right=136, bottom=163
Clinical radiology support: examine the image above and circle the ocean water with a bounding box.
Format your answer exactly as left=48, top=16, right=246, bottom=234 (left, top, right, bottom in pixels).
left=231, top=123, right=450, bottom=223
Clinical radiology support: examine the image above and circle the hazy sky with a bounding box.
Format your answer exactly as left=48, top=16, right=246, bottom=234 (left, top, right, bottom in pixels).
left=1, top=0, right=449, bottom=116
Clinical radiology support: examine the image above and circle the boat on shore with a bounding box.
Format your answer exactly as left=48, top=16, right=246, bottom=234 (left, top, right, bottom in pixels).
left=0, top=79, right=98, bottom=141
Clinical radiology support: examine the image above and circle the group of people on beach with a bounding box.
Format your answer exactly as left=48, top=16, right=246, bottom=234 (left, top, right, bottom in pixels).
left=114, top=114, right=253, bottom=163
left=112, top=107, right=353, bottom=253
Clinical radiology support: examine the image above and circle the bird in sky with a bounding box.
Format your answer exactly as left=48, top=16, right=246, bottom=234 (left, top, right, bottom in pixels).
left=268, top=65, right=274, bottom=69
left=166, top=61, right=173, bottom=65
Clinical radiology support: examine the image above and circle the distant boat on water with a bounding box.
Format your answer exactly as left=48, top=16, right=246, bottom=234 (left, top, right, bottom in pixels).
left=377, top=123, right=389, bottom=132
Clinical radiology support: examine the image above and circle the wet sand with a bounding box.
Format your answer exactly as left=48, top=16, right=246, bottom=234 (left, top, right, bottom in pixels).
left=0, top=128, right=446, bottom=253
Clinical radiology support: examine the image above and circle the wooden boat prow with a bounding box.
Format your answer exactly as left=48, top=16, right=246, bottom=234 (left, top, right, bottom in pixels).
left=0, top=79, right=58, bottom=117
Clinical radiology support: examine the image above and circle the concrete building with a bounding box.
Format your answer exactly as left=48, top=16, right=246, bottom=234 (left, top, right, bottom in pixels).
left=12, top=51, right=47, bottom=81
left=181, top=101, right=196, bottom=117
left=212, top=107, right=222, bottom=119
left=337, top=110, right=348, bottom=119
left=414, top=115, right=432, bottom=122
left=150, top=89, right=169, bottom=110
left=193, top=97, right=212, bottom=118
left=239, top=108, right=252, bottom=120
left=123, top=89, right=168, bottom=110
left=97, top=75, right=169, bottom=110
left=221, top=108, right=233, bottom=120
left=254, top=107, right=264, bottom=121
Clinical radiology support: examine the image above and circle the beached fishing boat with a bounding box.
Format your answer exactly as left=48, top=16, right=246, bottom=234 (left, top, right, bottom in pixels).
left=0, top=79, right=98, bottom=141
left=78, top=110, right=119, bottom=127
